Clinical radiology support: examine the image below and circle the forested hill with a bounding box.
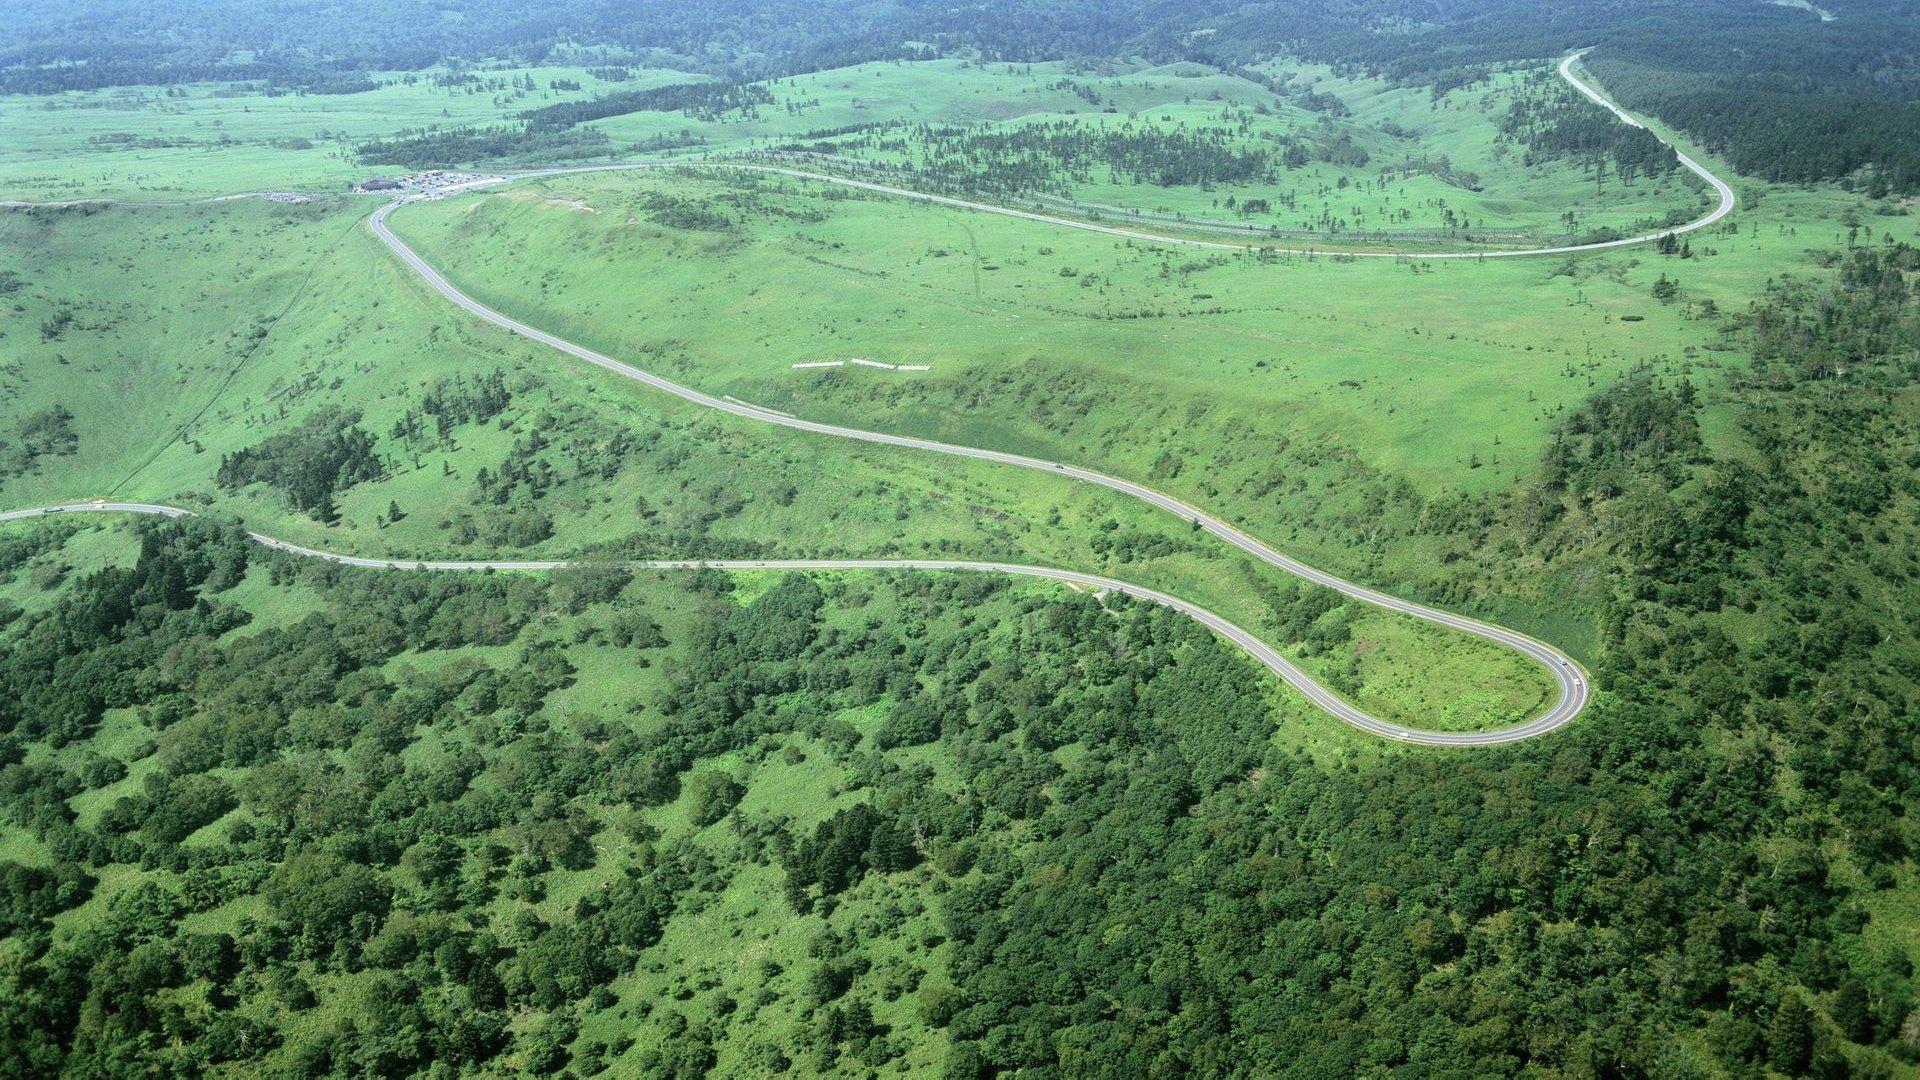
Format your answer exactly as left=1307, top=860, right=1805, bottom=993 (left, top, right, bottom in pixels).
left=1201, top=0, right=1920, bottom=193
left=3, top=0, right=1916, bottom=189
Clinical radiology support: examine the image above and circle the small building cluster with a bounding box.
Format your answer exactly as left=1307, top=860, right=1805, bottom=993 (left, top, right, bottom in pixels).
left=353, top=171, right=498, bottom=198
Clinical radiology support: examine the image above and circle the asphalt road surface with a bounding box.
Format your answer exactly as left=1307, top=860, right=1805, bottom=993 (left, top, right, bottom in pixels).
left=1, top=502, right=1586, bottom=746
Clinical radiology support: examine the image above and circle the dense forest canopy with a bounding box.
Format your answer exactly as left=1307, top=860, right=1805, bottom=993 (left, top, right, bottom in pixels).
left=3, top=0, right=1917, bottom=188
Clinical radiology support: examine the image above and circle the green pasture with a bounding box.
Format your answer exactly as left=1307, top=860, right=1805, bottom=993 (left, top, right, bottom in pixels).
left=789, top=59, right=1704, bottom=243
left=383, top=143, right=1884, bottom=593
left=0, top=64, right=701, bottom=200
left=0, top=195, right=1558, bottom=736
left=3, top=51, right=1710, bottom=251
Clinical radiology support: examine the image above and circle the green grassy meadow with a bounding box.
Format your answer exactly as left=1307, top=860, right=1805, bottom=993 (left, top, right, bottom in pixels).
left=0, top=191, right=1558, bottom=736
left=0, top=65, right=704, bottom=200
left=776, top=58, right=1705, bottom=244
left=383, top=146, right=1891, bottom=625
left=3, top=51, right=1705, bottom=249
left=6, top=38, right=1911, bottom=742
left=6, top=48, right=1911, bottom=740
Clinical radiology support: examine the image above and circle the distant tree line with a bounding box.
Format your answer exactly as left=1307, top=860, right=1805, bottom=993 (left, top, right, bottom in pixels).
left=8, top=0, right=1914, bottom=189
left=520, top=79, right=773, bottom=131
left=354, top=124, right=612, bottom=169
left=809, top=118, right=1373, bottom=200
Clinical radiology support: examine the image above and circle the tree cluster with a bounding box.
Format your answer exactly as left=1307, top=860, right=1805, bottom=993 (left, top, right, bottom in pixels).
left=215, top=407, right=383, bottom=523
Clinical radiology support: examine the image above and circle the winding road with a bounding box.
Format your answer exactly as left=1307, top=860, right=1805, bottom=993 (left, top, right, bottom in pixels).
left=1, top=50, right=1732, bottom=261
left=2, top=50, right=1738, bottom=745
left=0, top=502, right=1581, bottom=746
left=362, top=192, right=1597, bottom=745
left=481, top=51, right=1734, bottom=261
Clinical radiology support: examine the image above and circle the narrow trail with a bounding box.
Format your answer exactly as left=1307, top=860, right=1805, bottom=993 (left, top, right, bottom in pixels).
left=1, top=49, right=1733, bottom=745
